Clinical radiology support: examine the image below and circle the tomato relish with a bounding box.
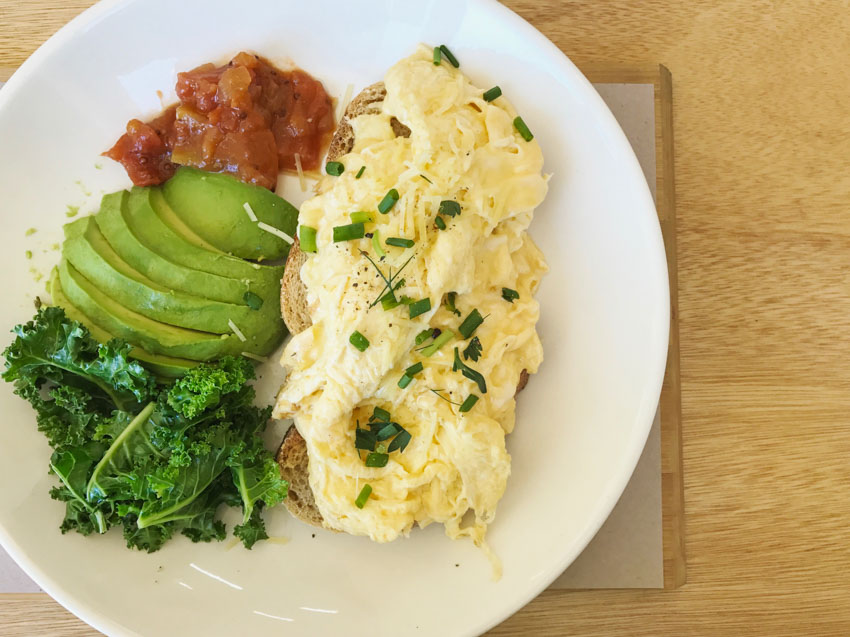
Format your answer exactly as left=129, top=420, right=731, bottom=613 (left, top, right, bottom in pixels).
left=104, top=52, right=334, bottom=190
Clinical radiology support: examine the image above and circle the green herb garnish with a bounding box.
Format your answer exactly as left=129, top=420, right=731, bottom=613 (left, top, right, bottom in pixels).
left=434, top=215, right=447, bottom=230
left=387, top=429, right=411, bottom=453
left=355, top=427, right=377, bottom=451
left=371, top=229, right=386, bottom=258
left=408, top=298, right=431, bottom=319
left=483, top=86, right=502, bottom=102
left=350, top=211, right=373, bottom=224
left=405, top=362, right=424, bottom=376
left=463, top=336, right=482, bottom=362
left=433, top=46, right=442, bottom=65
left=243, top=291, right=264, bottom=310
left=430, top=388, right=462, bottom=406
left=371, top=407, right=391, bottom=423
left=452, top=347, right=487, bottom=394
left=386, top=237, right=415, bottom=248
left=333, top=222, right=365, bottom=242
left=439, top=44, right=459, bottom=67
left=326, top=161, right=345, bottom=176
left=355, top=484, right=372, bottom=508
left=439, top=200, right=461, bottom=217
left=415, top=329, right=434, bottom=346
left=398, top=373, right=414, bottom=389
left=349, top=331, right=370, bottom=352
left=445, top=292, right=461, bottom=317
left=420, top=329, right=454, bottom=357
left=378, top=188, right=400, bottom=214
left=459, top=394, right=479, bottom=413
left=420, top=174, right=433, bottom=184
left=513, top=116, right=533, bottom=142
left=299, top=225, right=318, bottom=253
left=365, top=452, right=389, bottom=468
left=502, top=287, right=520, bottom=303
left=355, top=166, right=366, bottom=179
left=458, top=309, right=483, bottom=339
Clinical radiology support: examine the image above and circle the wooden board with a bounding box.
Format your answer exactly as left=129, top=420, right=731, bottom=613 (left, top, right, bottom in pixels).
left=581, top=63, right=686, bottom=590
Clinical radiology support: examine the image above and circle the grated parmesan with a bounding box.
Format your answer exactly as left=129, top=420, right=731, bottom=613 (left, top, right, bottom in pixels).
left=243, top=201, right=258, bottom=222
left=293, top=153, right=307, bottom=192
left=227, top=319, right=247, bottom=342
left=257, top=221, right=294, bottom=244
left=241, top=351, right=269, bottom=363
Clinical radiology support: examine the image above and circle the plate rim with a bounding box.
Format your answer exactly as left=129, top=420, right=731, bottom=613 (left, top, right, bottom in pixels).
left=0, top=0, right=670, bottom=635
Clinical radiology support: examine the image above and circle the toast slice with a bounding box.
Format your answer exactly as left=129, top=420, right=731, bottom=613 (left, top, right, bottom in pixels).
left=276, top=83, right=527, bottom=529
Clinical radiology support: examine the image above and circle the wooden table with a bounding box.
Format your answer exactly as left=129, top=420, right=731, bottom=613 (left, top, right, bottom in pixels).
left=2, top=1, right=849, bottom=635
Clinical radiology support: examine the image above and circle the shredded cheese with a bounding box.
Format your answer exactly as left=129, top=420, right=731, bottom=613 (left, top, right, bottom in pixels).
left=293, top=153, right=307, bottom=192
left=241, top=351, right=269, bottom=363
left=242, top=202, right=258, bottom=222
left=338, top=83, right=354, bottom=121
left=257, top=221, right=294, bottom=244
left=227, top=319, right=247, bottom=342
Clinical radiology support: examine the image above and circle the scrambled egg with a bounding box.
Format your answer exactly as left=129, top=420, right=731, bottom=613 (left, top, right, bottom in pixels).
left=274, top=45, right=548, bottom=557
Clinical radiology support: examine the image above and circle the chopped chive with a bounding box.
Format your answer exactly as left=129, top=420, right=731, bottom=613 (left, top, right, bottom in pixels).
left=386, top=237, right=415, bottom=248
left=430, top=388, right=463, bottom=406
left=355, top=484, right=372, bottom=508
left=420, top=174, right=433, bottom=184
left=371, top=407, right=391, bottom=422
left=434, top=215, right=447, bottom=230
left=388, top=429, right=412, bottom=453
left=381, top=292, right=401, bottom=311
left=376, top=423, right=401, bottom=441
left=350, top=211, right=373, bottom=224
left=433, top=46, right=442, bottom=65
left=444, top=291, right=461, bottom=317
left=355, top=165, right=366, bottom=179
left=398, top=373, right=414, bottom=389
left=406, top=362, right=424, bottom=376
left=355, top=428, right=377, bottom=451
left=326, top=161, right=345, bottom=176
left=408, top=298, right=431, bottom=319
left=243, top=291, right=263, bottom=310
left=439, top=200, right=461, bottom=217
left=333, top=222, right=365, bottom=242
left=371, top=229, right=386, bottom=257
left=299, top=225, right=318, bottom=252
left=376, top=443, right=387, bottom=454
left=483, top=86, right=502, bottom=102
left=420, top=329, right=455, bottom=357
left=502, top=287, right=520, bottom=303
left=458, top=309, right=484, bottom=339
left=459, top=394, right=479, bottom=413
left=349, top=330, right=370, bottom=351
left=24, top=250, right=32, bottom=259
left=513, top=116, right=533, bottom=141
left=439, top=44, right=459, bottom=68
left=378, top=188, right=400, bottom=214
left=415, top=329, right=434, bottom=345
left=365, top=452, right=389, bottom=467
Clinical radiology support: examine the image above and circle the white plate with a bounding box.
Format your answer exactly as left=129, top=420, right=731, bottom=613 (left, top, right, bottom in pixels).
left=0, top=1, right=668, bottom=635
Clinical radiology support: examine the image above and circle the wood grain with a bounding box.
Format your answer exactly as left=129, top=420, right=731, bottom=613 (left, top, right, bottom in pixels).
left=2, top=0, right=850, bottom=635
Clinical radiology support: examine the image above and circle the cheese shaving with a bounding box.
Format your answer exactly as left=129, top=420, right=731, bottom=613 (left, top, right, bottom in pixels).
left=242, top=201, right=258, bottom=222
left=257, top=221, right=294, bottom=244
left=227, top=319, right=247, bottom=342
left=294, top=152, right=307, bottom=192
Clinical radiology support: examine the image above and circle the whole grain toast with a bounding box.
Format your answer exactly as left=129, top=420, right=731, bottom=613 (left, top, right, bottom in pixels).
left=277, top=83, right=527, bottom=529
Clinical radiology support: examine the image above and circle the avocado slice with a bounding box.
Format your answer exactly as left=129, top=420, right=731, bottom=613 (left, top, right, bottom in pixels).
left=96, top=191, right=256, bottom=305
left=57, top=260, right=246, bottom=361
left=126, top=188, right=283, bottom=298
left=48, top=268, right=196, bottom=378
left=63, top=216, right=278, bottom=336
left=162, top=167, right=298, bottom=261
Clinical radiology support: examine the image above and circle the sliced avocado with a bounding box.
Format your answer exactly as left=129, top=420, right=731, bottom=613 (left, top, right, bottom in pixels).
left=48, top=268, right=196, bottom=378
left=63, top=216, right=277, bottom=335
left=96, top=191, right=254, bottom=304
left=57, top=260, right=245, bottom=361
left=148, top=187, right=222, bottom=253
left=126, top=188, right=283, bottom=298
left=162, top=167, right=298, bottom=260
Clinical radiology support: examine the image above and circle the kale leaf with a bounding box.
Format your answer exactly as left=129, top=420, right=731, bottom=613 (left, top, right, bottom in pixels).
left=3, top=308, right=287, bottom=553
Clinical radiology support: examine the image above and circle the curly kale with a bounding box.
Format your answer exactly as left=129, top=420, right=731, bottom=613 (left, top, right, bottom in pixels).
left=3, top=307, right=287, bottom=553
